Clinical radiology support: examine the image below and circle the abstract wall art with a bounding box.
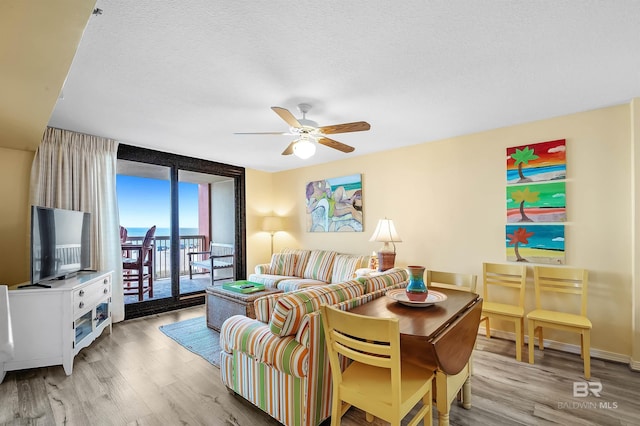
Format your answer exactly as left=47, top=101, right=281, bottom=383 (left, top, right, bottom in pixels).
left=506, top=224, right=565, bottom=264
left=306, top=173, right=363, bottom=232
left=506, top=181, right=566, bottom=223
left=507, top=139, right=566, bottom=184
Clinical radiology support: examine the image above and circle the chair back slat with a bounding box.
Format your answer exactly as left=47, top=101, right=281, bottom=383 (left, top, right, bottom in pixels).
left=427, top=270, right=477, bottom=293
left=210, top=242, right=234, bottom=256
left=534, top=266, right=588, bottom=315
left=332, top=332, right=393, bottom=369
left=483, top=262, right=527, bottom=307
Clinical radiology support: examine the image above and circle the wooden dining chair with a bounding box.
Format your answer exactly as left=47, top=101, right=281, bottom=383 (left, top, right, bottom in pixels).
left=480, top=262, right=527, bottom=361
left=427, top=270, right=477, bottom=293
left=320, top=304, right=434, bottom=426
left=527, top=266, right=592, bottom=379
left=122, top=225, right=156, bottom=301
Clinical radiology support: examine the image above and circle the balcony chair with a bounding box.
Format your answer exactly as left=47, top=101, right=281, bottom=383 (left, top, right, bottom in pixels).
left=187, top=242, right=235, bottom=285
left=122, top=225, right=156, bottom=301
left=527, top=266, right=592, bottom=379
left=320, top=303, right=434, bottom=426
left=480, top=262, right=527, bottom=361
left=120, top=226, right=129, bottom=258
left=119, top=225, right=128, bottom=244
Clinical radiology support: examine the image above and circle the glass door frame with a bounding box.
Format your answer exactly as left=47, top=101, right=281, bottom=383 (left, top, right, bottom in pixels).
left=118, top=144, right=246, bottom=319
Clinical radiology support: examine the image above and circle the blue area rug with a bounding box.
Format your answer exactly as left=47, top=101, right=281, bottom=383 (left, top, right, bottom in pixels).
left=159, top=316, right=221, bottom=368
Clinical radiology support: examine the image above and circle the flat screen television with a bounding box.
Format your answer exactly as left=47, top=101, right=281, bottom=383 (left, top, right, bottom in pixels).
left=29, top=206, right=91, bottom=287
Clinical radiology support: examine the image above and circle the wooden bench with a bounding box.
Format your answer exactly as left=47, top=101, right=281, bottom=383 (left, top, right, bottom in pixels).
left=187, top=242, right=235, bottom=284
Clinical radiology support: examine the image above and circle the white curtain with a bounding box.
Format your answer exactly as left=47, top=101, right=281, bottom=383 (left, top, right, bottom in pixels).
left=30, top=127, right=125, bottom=322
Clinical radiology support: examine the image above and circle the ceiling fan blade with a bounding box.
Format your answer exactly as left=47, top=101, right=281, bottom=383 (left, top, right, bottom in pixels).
left=272, top=106, right=302, bottom=128
left=319, top=121, right=370, bottom=135
left=281, top=141, right=295, bottom=155
left=234, top=132, right=288, bottom=135
left=318, top=137, right=355, bottom=153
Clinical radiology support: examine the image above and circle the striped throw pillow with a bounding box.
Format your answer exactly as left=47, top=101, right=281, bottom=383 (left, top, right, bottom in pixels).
left=268, top=253, right=297, bottom=276
left=303, top=250, right=337, bottom=282
left=330, top=254, right=369, bottom=283
left=282, top=248, right=311, bottom=277
left=269, top=281, right=364, bottom=337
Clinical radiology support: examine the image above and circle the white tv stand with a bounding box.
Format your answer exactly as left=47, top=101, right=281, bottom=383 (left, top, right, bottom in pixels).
left=1, top=271, right=112, bottom=383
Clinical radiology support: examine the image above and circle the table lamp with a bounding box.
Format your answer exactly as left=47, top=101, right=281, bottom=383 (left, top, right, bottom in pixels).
left=262, top=216, right=284, bottom=255
left=369, top=218, right=402, bottom=271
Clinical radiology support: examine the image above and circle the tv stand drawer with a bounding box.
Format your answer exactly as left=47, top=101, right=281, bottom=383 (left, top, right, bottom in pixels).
left=73, top=275, right=111, bottom=314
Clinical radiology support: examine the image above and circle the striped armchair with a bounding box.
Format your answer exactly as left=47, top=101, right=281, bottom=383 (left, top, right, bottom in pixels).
left=248, top=248, right=370, bottom=292
left=219, top=268, right=409, bottom=426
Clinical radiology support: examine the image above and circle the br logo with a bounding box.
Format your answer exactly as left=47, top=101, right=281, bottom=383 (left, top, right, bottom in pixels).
left=573, top=381, right=602, bottom=397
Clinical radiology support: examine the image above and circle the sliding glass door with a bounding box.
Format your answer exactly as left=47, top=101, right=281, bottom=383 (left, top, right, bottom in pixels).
left=178, top=170, right=236, bottom=295
left=117, top=161, right=172, bottom=304
left=117, top=145, right=246, bottom=319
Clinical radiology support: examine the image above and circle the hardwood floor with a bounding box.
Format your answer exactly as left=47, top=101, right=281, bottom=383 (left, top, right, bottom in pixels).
left=1, top=305, right=639, bottom=425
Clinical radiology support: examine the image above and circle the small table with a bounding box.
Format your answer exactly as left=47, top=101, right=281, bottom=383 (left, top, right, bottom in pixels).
left=349, top=288, right=482, bottom=426
left=205, top=285, right=283, bottom=331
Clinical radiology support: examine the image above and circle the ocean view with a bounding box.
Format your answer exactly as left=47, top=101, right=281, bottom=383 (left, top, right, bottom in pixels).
left=125, top=227, right=200, bottom=237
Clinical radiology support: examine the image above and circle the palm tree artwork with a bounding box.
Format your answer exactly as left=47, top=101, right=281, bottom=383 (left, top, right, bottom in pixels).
left=506, top=139, right=566, bottom=184
left=507, top=227, right=534, bottom=262
left=505, top=224, right=565, bottom=264
left=511, top=146, right=539, bottom=183
left=510, top=186, right=540, bottom=222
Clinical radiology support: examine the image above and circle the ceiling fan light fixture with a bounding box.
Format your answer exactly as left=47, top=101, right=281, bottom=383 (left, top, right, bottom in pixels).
left=293, top=137, right=316, bottom=159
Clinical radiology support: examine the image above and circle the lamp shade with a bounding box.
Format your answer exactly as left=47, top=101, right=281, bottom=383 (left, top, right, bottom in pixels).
left=262, top=216, right=284, bottom=233
left=369, top=218, right=402, bottom=244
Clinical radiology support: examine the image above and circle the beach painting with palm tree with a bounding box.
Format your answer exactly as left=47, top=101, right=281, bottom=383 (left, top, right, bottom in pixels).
left=506, top=181, right=566, bottom=223
left=506, top=224, right=565, bottom=264
left=507, top=139, right=566, bottom=184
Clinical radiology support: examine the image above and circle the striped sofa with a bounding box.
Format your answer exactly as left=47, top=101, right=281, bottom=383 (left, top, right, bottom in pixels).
left=247, top=248, right=370, bottom=293
left=219, top=268, right=409, bottom=426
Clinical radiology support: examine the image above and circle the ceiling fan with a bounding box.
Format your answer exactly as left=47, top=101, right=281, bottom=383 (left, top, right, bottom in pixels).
left=235, top=103, right=371, bottom=159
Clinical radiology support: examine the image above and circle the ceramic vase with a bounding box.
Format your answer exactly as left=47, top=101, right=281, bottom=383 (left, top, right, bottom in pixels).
left=406, top=265, right=428, bottom=301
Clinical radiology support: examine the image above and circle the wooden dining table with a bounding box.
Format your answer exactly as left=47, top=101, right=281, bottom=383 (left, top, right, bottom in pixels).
left=349, top=287, right=483, bottom=426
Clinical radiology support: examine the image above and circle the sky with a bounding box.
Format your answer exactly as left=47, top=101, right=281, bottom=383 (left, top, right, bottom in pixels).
left=117, top=175, right=199, bottom=228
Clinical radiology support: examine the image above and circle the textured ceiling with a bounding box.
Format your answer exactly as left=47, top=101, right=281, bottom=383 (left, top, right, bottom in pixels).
left=48, top=1, right=640, bottom=172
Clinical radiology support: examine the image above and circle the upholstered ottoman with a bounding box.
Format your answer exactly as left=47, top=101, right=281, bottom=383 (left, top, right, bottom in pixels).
left=205, top=285, right=283, bottom=331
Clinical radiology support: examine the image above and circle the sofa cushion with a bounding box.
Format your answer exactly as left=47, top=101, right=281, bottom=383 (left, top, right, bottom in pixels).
left=277, top=279, right=327, bottom=293
left=282, top=248, right=311, bottom=277
left=268, top=253, right=297, bottom=276
left=247, top=274, right=293, bottom=289
left=302, top=250, right=337, bottom=282
left=330, top=254, right=368, bottom=283
left=269, top=280, right=365, bottom=337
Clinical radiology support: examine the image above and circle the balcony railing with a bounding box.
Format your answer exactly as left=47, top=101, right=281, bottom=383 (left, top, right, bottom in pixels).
left=126, top=234, right=207, bottom=279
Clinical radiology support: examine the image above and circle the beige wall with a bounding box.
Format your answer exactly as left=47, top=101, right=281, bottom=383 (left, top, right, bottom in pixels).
left=0, top=0, right=96, bottom=152
left=246, top=103, right=634, bottom=361
left=0, top=147, right=34, bottom=285
left=632, top=98, right=640, bottom=367
left=245, top=168, right=277, bottom=277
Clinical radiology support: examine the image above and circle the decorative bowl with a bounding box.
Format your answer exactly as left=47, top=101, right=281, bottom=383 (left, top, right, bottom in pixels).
left=406, top=290, right=428, bottom=302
